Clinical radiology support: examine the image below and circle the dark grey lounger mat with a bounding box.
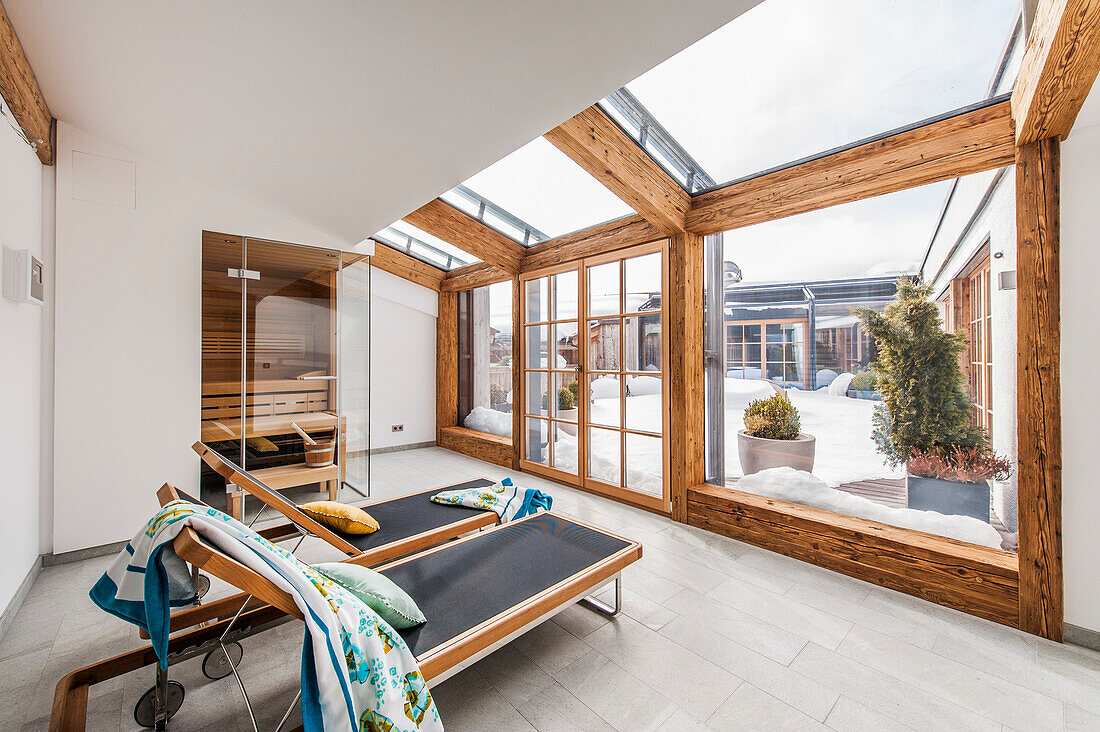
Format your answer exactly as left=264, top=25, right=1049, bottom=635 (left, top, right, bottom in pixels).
left=385, top=513, right=630, bottom=657
left=332, top=479, right=495, bottom=552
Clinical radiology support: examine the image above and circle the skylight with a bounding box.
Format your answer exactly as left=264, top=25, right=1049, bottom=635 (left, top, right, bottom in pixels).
left=445, top=137, right=635, bottom=242
left=606, top=0, right=1022, bottom=190
left=373, top=220, right=480, bottom=271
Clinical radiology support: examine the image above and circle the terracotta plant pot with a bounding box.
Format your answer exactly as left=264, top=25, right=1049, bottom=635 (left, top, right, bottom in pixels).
left=737, top=430, right=816, bottom=475
left=906, top=473, right=991, bottom=522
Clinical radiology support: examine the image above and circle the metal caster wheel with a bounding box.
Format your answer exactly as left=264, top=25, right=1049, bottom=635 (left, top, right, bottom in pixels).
left=133, top=680, right=185, bottom=728
left=195, top=573, right=211, bottom=599
left=202, top=641, right=243, bottom=680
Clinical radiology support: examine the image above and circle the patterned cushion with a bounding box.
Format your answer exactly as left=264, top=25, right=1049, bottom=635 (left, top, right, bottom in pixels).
left=299, top=501, right=379, bottom=535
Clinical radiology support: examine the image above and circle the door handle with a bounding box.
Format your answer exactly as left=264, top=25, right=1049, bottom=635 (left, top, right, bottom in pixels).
left=298, top=375, right=337, bottom=381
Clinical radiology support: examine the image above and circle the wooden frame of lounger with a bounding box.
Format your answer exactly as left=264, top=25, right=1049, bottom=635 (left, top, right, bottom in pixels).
left=49, top=511, right=641, bottom=731
left=192, top=440, right=500, bottom=565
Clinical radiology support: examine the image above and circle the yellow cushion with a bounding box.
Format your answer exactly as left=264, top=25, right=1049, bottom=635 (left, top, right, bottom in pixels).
left=299, top=501, right=379, bottom=535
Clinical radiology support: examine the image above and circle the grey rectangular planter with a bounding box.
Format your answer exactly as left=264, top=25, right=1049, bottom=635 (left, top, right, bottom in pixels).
left=846, top=389, right=881, bottom=401
left=906, top=473, right=991, bottom=522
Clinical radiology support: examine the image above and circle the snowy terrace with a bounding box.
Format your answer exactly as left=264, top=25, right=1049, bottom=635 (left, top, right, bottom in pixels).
left=466, top=374, right=1015, bottom=551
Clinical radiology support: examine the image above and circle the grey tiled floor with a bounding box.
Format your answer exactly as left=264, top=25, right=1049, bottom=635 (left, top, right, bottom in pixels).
left=3, top=446, right=1098, bottom=730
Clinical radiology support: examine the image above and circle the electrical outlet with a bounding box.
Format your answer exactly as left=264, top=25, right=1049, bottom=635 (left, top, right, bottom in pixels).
left=391, top=424, right=404, bottom=432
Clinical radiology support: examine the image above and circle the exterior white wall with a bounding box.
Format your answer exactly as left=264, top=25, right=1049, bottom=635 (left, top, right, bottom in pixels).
left=1060, top=92, right=1100, bottom=635
left=51, top=123, right=437, bottom=553
left=925, top=170, right=1018, bottom=531
left=0, top=116, right=45, bottom=612
left=369, top=268, right=438, bottom=450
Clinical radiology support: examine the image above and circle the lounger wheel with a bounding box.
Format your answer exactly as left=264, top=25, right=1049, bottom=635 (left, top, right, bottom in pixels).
left=133, top=680, right=185, bottom=728
left=202, top=641, right=243, bottom=680
left=195, top=573, right=211, bottom=599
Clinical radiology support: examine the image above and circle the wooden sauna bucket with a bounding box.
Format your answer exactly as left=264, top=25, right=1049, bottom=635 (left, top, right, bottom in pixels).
left=302, top=431, right=336, bottom=468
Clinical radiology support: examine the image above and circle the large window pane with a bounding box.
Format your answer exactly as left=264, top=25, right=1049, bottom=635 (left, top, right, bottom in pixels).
left=458, top=281, right=514, bottom=438
left=450, top=137, right=635, bottom=241
left=606, top=0, right=1021, bottom=189
left=588, top=427, right=622, bottom=486
left=705, top=170, right=1018, bottom=553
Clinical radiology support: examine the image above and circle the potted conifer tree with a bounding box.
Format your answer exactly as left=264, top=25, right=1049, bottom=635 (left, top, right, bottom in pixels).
left=737, top=391, right=816, bottom=474
left=854, top=278, right=1010, bottom=522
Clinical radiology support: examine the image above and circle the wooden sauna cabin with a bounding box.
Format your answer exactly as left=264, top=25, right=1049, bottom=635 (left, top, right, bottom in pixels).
left=200, top=231, right=362, bottom=517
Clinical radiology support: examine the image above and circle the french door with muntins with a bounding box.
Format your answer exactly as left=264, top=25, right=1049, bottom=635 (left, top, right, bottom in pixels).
left=519, top=241, right=669, bottom=512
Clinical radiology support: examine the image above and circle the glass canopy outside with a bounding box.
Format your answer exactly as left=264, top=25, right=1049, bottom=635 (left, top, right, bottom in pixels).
left=442, top=137, right=635, bottom=244
left=373, top=219, right=480, bottom=271
left=601, top=0, right=1023, bottom=191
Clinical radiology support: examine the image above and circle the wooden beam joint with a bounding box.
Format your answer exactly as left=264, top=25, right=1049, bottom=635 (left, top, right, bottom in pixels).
left=545, top=106, right=690, bottom=234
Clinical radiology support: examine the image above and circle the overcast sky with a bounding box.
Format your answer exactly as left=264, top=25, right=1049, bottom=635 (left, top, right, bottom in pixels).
left=482, top=0, right=1021, bottom=312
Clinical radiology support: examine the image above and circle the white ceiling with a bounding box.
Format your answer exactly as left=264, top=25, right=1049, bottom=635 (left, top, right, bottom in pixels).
left=6, top=1, right=759, bottom=246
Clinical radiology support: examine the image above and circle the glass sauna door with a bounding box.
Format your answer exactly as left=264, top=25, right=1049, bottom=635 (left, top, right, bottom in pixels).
left=243, top=239, right=342, bottom=502
left=339, top=257, right=371, bottom=495
left=201, top=232, right=353, bottom=515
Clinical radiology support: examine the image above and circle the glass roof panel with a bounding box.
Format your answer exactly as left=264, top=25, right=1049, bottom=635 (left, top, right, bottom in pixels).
left=611, top=0, right=1021, bottom=190
left=373, top=219, right=480, bottom=271
left=452, top=137, right=635, bottom=241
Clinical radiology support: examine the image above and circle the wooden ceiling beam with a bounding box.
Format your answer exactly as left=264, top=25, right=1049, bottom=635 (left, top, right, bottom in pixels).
left=404, top=198, right=525, bottom=273
left=1013, top=0, right=1100, bottom=144
left=521, top=214, right=664, bottom=272
left=686, top=101, right=1016, bottom=236
left=544, top=106, right=690, bottom=235
left=369, top=242, right=445, bottom=291
left=0, top=0, right=53, bottom=164
left=441, top=262, right=512, bottom=292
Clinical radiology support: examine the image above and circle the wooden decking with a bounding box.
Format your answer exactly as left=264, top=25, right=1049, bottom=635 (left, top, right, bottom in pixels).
left=727, top=476, right=1015, bottom=550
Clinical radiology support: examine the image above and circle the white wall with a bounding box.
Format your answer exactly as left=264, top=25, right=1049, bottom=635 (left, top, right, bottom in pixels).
left=369, top=268, right=438, bottom=450
left=0, top=114, right=45, bottom=611
left=1060, top=89, right=1100, bottom=634
left=52, top=123, right=434, bottom=554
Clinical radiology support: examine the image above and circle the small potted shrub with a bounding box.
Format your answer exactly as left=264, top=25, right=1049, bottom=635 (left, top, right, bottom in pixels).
left=737, top=391, right=815, bottom=474
left=855, top=278, right=1011, bottom=521
left=544, top=381, right=580, bottom=435
left=489, top=382, right=508, bottom=411
left=847, top=371, right=879, bottom=400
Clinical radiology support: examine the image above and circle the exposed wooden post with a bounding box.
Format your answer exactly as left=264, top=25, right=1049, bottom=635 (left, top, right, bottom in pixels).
left=667, top=232, right=706, bottom=522
left=371, top=244, right=445, bottom=290
left=405, top=199, right=525, bottom=273
left=687, top=101, right=1015, bottom=236
left=1012, top=0, right=1100, bottom=144
left=1015, top=137, right=1063, bottom=641
left=436, top=291, right=459, bottom=442
left=545, top=106, right=690, bottom=235
left=0, top=1, right=53, bottom=164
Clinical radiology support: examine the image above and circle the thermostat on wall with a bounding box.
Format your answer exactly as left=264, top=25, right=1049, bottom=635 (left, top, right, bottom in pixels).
left=3, top=248, right=45, bottom=305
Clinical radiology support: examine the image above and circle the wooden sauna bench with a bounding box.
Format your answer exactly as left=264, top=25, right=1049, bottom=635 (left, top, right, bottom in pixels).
left=201, top=379, right=346, bottom=519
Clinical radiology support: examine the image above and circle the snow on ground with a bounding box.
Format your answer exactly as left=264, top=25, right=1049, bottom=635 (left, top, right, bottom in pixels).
left=724, top=378, right=904, bottom=487
left=470, top=375, right=899, bottom=499
left=737, top=468, right=1002, bottom=548
left=463, top=406, right=512, bottom=437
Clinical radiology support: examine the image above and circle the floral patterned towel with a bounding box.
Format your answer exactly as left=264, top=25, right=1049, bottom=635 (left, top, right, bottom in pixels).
left=90, top=500, right=443, bottom=732
left=430, top=477, right=552, bottom=521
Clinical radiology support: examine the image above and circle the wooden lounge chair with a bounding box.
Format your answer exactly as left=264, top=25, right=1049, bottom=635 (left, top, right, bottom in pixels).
left=49, top=509, right=641, bottom=731
left=192, top=440, right=501, bottom=565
